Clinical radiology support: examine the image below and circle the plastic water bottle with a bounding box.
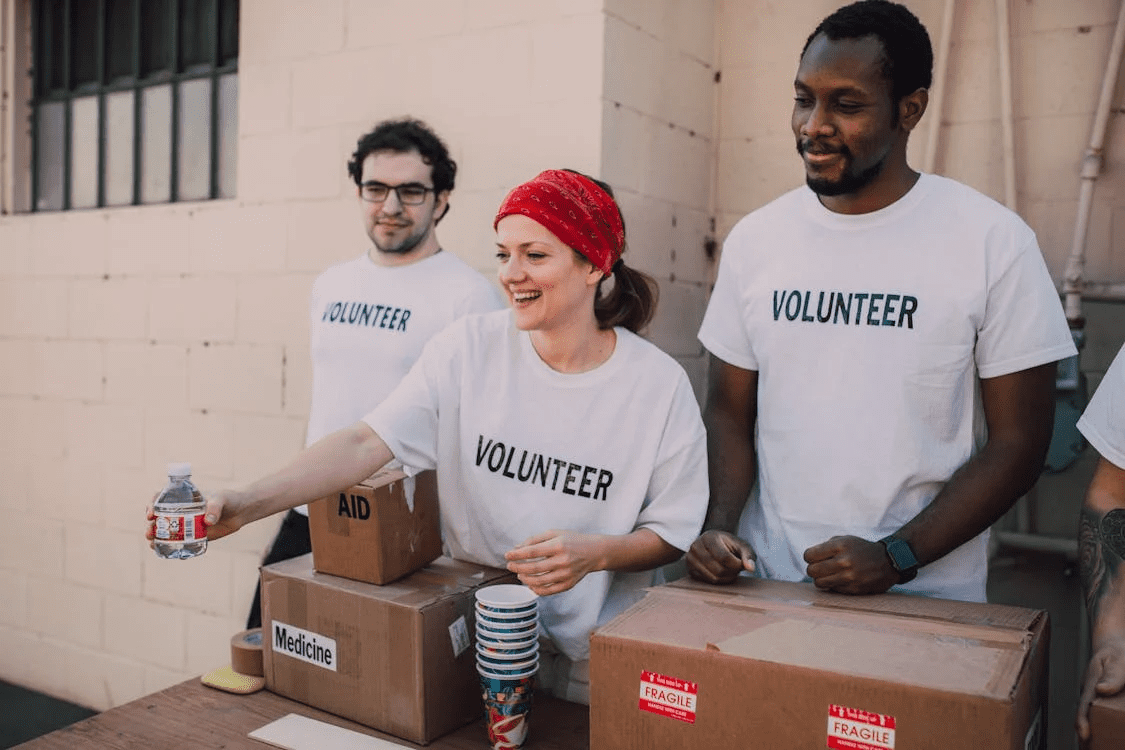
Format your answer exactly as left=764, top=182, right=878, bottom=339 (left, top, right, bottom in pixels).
left=153, top=462, right=207, bottom=559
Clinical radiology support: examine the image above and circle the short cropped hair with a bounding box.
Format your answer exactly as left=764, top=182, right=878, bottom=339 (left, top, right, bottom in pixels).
left=802, top=0, right=933, bottom=103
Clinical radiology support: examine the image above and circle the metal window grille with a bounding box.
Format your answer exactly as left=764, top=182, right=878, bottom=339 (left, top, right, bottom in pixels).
left=30, top=0, right=238, bottom=211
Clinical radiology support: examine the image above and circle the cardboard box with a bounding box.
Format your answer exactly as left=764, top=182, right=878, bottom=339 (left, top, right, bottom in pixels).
left=308, top=469, right=442, bottom=585
left=590, top=578, right=1049, bottom=750
left=261, top=554, right=516, bottom=744
left=1090, top=691, right=1125, bottom=750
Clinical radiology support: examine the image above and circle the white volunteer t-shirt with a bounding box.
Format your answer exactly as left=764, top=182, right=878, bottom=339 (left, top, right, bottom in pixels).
left=1079, top=345, right=1125, bottom=469
left=363, top=309, right=708, bottom=661
left=296, top=250, right=503, bottom=515
left=699, top=173, right=1076, bottom=602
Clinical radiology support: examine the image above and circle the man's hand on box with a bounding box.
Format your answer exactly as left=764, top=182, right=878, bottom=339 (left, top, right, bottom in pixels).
left=1077, top=635, right=1125, bottom=742
left=803, top=535, right=899, bottom=594
left=504, top=530, right=605, bottom=596
left=685, top=530, right=756, bottom=584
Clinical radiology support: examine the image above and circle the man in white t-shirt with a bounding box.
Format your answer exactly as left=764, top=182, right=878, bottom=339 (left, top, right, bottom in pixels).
left=1075, top=346, right=1125, bottom=742
left=686, top=0, right=1075, bottom=602
left=246, top=118, right=502, bottom=628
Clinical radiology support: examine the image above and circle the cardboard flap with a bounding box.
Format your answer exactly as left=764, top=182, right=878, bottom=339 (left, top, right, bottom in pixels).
left=666, top=576, right=1044, bottom=631
left=710, top=617, right=1024, bottom=697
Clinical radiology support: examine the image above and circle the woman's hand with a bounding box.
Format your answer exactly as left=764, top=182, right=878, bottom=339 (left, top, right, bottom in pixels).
left=504, top=530, right=608, bottom=596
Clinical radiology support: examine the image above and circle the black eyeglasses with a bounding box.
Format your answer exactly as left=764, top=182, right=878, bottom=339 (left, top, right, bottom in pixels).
left=359, top=181, right=435, bottom=205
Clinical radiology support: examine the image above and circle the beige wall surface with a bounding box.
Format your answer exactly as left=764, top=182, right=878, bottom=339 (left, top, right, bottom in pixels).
left=3, top=0, right=1125, bottom=715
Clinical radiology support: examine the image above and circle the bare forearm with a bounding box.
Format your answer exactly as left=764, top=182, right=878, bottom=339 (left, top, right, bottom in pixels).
left=231, top=422, right=392, bottom=526
left=703, top=406, right=756, bottom=532
left=896, top=365, right=1054, bottom=567
left=1082, top=461, right=1125, bottom=642
left=599, top=528, right=683, bottom=573
left=898, top=436, right=1043, bottom=566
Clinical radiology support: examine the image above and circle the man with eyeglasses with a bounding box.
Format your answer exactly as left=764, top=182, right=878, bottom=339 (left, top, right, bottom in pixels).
left=246, top=118, right=503, bottom=629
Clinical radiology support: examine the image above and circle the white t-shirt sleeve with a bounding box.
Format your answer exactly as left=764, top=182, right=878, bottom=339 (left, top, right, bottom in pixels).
left=361, top=327, right=458, bottom=471
left=1079, top=344, right=1125, bottom=470
left=976, top=232, right=1076, bottom=379
left=698, top=231, right=757, bottom=370
left=633, top=375, right=708, bottom=552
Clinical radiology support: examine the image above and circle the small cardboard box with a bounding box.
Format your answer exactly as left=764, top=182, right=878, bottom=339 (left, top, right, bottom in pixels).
left=590, top=577, right=1049, bottom=750
left=307, top=469, right=442, bottom=585
left=1090, top=691, right=1125, bottom=750
left=261, top=554, right=516, bottom=744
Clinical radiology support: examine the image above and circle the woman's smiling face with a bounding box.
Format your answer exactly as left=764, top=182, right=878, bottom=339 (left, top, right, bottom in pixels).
left=495, top=213, right=603, bottom=333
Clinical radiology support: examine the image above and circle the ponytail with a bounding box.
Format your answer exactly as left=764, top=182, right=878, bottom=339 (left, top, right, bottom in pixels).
left=594, top=259, right=658, bottom=333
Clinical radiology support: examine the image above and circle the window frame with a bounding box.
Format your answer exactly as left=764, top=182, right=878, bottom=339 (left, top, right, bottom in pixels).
left=29, top=0, right=238, bottom=212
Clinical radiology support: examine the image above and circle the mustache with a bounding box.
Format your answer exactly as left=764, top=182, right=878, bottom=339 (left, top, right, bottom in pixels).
left=797, top=140, right=849, bottom=157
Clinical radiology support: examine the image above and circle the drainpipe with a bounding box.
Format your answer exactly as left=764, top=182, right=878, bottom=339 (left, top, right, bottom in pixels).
left=0, top=0, right=11, bottom=215
left=996, top=0, right=1018, bottom=211
left=922, top=0, right=956, bottom=174
left=1063, top=0, right=1125, bottom=323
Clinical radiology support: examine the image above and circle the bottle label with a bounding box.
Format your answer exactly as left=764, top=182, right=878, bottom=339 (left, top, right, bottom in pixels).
left=155, top=512, right=206, bottom=542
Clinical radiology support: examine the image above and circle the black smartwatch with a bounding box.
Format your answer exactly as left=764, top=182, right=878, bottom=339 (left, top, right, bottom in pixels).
left=878, top=534, right=919, bottom=583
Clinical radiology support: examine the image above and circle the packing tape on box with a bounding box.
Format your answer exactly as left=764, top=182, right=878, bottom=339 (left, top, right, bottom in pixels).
left=230, top=628, right=264, bottom=677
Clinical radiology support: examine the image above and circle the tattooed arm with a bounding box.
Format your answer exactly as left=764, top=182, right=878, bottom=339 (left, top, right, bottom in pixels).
left=1076, top=456, right=1125, bottom=742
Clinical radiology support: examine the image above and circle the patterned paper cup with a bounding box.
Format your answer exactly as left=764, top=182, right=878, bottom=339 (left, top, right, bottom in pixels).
left=476, top=610, right=537, bottom=628
left=477, top=645, right=539, bottom=665
left=476, top=636, right=538, bottom=658
left=477, top=656, right=539, bottom=678
left=479, top=672, right=535, bottom=750
left=476, top=626, right=539, bottom=645
left=475, top=584, right=538, bottom=611
left=476, top=602, right=538, bottom=619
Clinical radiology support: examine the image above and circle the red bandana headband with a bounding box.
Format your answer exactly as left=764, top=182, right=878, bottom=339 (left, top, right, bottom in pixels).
left=493, top=170, right=625, bottom=276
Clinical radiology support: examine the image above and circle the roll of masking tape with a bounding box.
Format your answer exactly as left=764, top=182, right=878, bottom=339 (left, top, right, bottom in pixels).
left=230, top=628, right=264, bottom=677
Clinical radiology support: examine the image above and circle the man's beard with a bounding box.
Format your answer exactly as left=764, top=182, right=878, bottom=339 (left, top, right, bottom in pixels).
left=371, top=222, right=428, bottom=255
left=798, top=141, right=888, bottom=197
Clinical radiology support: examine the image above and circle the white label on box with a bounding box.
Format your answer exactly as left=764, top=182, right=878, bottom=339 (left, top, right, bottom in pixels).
left=449, top=615, right=470, bottom=657
left=638, top=670, right=697, bottom=724
left=827, top=704, right=895, bottom=750
left=272, top=621, right=338, bottom=672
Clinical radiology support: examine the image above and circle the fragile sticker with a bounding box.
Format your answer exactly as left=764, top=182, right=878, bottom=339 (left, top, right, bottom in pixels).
left=827, top=704, right=895, bottom=750
left=638, top=670, right=697, bottom=724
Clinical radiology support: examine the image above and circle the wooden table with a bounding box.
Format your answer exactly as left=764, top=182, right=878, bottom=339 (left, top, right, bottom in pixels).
left=15, top=678, right=590, bottom=749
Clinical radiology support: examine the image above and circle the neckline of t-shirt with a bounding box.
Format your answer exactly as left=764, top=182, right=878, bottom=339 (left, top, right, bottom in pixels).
left=802, top=172, right=933, bottom=229
left=516, top=325, right=630, bottom=386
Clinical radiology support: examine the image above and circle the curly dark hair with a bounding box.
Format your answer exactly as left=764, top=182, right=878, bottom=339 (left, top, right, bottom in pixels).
left=346, top=118, right=457, bottom=195
left=801, top=0, right=933, bottom=104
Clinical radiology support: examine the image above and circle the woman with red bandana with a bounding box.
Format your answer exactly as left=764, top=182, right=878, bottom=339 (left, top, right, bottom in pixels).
left=147, top=170, right=708, bottom=703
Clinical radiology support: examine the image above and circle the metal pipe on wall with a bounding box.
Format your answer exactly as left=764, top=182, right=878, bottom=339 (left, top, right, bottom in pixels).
left=1064, top=0, right=1125, bottom=320
left=923, top=0, right=956, bottom=174
left=996, top=0, right=1018, bottom=211
left=0, top=0, right=12, bottom=215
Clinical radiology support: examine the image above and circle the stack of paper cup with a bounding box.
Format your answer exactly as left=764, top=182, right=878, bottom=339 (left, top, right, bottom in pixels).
left=475, top=584, right=539, bottom=749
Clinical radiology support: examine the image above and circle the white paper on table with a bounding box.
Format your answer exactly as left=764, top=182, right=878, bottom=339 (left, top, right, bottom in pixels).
left=249, top=713, right=412, bottom=750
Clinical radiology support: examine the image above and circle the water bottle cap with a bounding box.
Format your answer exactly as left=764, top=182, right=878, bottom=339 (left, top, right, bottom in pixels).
left=167, top=462, right=192, bottom=478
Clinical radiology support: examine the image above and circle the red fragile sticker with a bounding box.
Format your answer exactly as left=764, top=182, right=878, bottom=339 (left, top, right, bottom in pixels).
left=827, top=704, right=896, bottom=750
left=638, top=670, right=697, bottom=724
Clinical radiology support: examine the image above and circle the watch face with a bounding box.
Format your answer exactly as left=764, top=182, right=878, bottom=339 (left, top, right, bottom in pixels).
left=883, top=536, right=918, bottom=575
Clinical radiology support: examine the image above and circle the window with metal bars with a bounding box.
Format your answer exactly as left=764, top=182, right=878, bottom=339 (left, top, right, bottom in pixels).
left=31, top=0, right=239, bottom=211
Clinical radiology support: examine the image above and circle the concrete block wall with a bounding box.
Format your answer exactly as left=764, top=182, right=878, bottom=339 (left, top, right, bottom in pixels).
left=0, top=0, right=611, bottom=711
left=601, top=0, right=717, bottom=399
